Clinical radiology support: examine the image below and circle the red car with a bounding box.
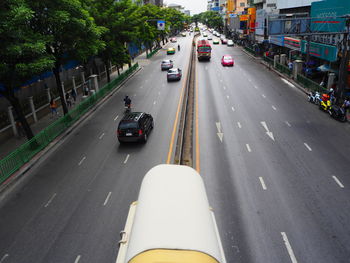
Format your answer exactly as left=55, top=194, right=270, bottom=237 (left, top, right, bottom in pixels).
left=170, top=37, right=177, bottom=43
left=221, top=55, right=234, bottom=66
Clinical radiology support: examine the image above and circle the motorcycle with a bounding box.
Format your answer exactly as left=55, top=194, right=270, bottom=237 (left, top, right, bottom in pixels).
left=319, top=93, right=331, bottom=111
left=308, top=91, right=321, bottom=105
left=124, top=104, right=131, bottom=114
left=329, top=105, right=347, bottom=122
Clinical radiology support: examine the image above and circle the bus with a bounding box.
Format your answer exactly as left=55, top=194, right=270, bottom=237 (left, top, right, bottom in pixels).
left=116, top=164, right=227, bottom=263
left=197, top=39, right=212, bottom=61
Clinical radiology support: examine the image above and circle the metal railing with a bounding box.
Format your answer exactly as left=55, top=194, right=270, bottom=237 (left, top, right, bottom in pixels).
left=0, top=63, right=139, bottom=185
left=275, top=62, right=293, bottom=77
left=296, top=74, right=327, bottom=93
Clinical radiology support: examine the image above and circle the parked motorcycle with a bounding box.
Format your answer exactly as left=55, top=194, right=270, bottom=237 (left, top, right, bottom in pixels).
left=329, top=105, right=347, bottom=122
left=319, top=93, right=331, bottom=111
left=308, top=91, right=321, bottom=105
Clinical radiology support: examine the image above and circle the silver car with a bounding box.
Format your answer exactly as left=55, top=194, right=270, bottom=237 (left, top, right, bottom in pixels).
left=167, top=68, right=182, bottom=81
left=161, top=60, right=173, bottom=71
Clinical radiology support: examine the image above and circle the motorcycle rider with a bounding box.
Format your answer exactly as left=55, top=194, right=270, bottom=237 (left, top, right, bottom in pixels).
left=124, top=95, right=131, bottom=108
left=177, top=44, right=180, bottom=51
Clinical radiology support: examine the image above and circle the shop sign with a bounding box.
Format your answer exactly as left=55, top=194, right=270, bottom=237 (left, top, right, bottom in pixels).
left=255, top=9, right=266, bottom=36
left=300, top=41, right=338, bottom=62
left=311, top=0, right=350, bottom=33
left=269, top=35, right=284, bottom=46
left=240, top=15, right=249, bottom=21
left=284, top=37, right=301, bottom=50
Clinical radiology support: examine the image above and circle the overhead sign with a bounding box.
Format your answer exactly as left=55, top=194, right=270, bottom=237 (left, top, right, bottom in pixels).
left=300, top=41, right=338, bottom=62
left=157, top=20, right=165, bottom=30
left=284, top=37, right=301, bottom=50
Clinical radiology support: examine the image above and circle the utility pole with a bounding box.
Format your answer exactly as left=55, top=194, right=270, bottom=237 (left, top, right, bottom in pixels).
left=336, top=16, right=350, bottom=104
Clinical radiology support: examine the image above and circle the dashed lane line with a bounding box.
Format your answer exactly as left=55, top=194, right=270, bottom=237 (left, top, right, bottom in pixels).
left=103, top=192, right=112, bottom=206
left=246, top=144, right=251, bottom=152
left=226, top=95, right=230, bottom=99
left=281, top=232, right=298, bottom=263
left=44, top=193, right=57, bottom=208
left=332, top=176, right=344, bottom=188
left=304, top=143, right=312, bottom=151
left=78, top=156, right=86, bottom=166
left=223, top=86, right=226, bottom=90
left=259, top=177, right=267, bottom=190
left=99, top=133, right=105, bottom=140
left=231, top=106, right=235, bottom=112
left=74, top=255, right=81, bottom=263
left=237, top=122, right=242, bottom=128
left=272, top=105, right=277, bottom=111
left=285, top=121, right=291, bottom=127
left=262, top=94, right=266, bottom=98
left=114, top=115, right=119, bottom=121
left=153, top=101, right=156, bottom=105
left=0, top=254, right=9, bottom=263
left=124, top=154, right=130, bottom=164
left=254, top=85, right=259, bottom=89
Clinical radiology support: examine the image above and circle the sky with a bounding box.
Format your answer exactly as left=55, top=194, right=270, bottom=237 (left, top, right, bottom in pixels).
left=164, top=0, right=207, bottom=15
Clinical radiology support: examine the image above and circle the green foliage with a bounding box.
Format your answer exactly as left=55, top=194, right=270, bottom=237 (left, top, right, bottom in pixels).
left=191, top=11, right=224, bottom=30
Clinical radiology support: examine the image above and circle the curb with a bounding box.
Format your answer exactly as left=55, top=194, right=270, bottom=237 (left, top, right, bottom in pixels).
left=241, top=48, right=309, bottom=95
left=0, top=66, right=141, bottom=201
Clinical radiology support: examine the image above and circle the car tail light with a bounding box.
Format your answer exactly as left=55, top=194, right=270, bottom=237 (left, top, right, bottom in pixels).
left=177, top=74, right=180, bottom=77
left=117, top=129, right=121, bottom=136
left=138, top=129, right=143, bottom=136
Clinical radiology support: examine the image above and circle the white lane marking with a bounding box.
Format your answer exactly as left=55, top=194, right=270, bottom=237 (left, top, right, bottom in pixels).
left=281, top=78, right=296, bottom=88
left=0, top=254, right=9, bottom=263
left=44, top=193, right=57, bottom=208
left=220, top=79, right=223, bottom=82
left=246, top=144, right=251, bottom=152
left=216, top=122, right=224, bottom=142
left=140, top=86, right=143, bottom=89
left=231, top=106, right=235, bottom=112
left=114, top=115, right=119, bottom=121
left=272, top=105, right=277, bottom=111
left=226, top=95, right=229, bottom=99
left=281, top=232, right=298, bottom=263
left=285, top=121, right=291, bottom=127
left=158, top=91, right=160, bottom=95
left=153, top=101, right=156, bottom=105
left=74, top=255, right=81, bottom=263
left=78, top=156, right=86, bottom=166
left=261, top=121, right=275, bottom=141
left=259, top=177, right=267, bottom=190
left=124, top=154, right=130, bottom=164
left=99, top=133, right=105, bottom=139
left=248, top=78, right=252, bottom=82
left=332, top=176, right=344, bottom=188
left=304, top=143, right=312, bottom=151
left=254, top=85, right=259, bottom=89
left=262, top=94, right=266, bottom=98
left=205, top=66, right=208, bottom=70
left=223, top=86, right=226, bottom=90
left=237, top=122, right=242, bottom=128
left=103, top=192, right=112, bottom=206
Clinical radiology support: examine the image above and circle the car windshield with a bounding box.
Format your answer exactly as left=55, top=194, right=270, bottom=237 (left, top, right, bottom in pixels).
left=119, top=121, right=138, bottom=129
left=224, top=57, right=232, bottom=61
left=198, top=47, right=211, bottom=52
left=162, top=60, right=170, bottom=64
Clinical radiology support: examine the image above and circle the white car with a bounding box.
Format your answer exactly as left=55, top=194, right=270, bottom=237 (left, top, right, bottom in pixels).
left=207, top=35, right=213, bottom=40
left=227, top=40, right=234, bottom=46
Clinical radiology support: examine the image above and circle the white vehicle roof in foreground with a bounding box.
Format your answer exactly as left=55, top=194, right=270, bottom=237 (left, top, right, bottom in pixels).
left=125, top=164, right=224, bottom=262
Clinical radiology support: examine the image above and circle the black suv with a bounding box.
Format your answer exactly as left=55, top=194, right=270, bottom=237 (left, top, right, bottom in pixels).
left=117, top=112, right=154, bottom=143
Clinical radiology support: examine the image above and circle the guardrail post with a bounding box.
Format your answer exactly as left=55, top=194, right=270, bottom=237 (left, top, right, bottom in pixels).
left=81, top=71, right=86, bottom=86
left=28, top=96, right=37, bottom=123
left=293, top=60, right=303, bottom=80
left=61, top=82, right=67, bottom=104
left=280, top=54, right=287, bottom=66
left=8, top=106, right=18, bottom=136
left=90, top=74, right=99, bottom=92
left=274, top=55, right=280, bottom=68
left=46, top=88, right=51, bottom=103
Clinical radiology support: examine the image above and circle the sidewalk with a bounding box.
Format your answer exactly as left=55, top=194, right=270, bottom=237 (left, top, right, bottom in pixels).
left=0, top=43, right=167, bottom=160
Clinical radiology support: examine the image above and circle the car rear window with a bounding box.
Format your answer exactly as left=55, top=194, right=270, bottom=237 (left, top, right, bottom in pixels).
left=168, top=69, right=177, bottom=73
left=119, top=121, right=138, bottom=129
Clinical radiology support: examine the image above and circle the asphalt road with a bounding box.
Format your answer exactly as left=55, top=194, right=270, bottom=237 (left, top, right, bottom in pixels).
left=0, top=36, right=192, bottom=263
left=198, top=37, right=350, bottom=262
left=1, top=32, right=350, bottom=263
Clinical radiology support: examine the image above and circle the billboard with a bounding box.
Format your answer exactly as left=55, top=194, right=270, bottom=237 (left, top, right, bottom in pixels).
left=277, top=0, right=322, bottom=9
left=268, top=17, right=309, bottom=35
left=300, top=41, right=338, bottom=62
left=311, top=0, right=350, bottom=33
left=255, top=9, right=266, bottom=36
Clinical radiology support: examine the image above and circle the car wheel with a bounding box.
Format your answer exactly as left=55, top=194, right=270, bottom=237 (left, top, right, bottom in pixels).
left=143, top=133, right=148, bottom=143
left=151, top=120, right=154, bottom=129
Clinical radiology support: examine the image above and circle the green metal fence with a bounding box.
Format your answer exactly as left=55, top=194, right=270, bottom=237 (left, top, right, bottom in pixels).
left=296, top=74, right=327, bottom=93
left=0, top=63, right=139, bottom=185
left=146, top=47, right=161, bottom=59
left=244, top=46, right=257, bottom=57
left=275, top=62, right=292, bottom=77
left=263, top=55, right=274, bottom=65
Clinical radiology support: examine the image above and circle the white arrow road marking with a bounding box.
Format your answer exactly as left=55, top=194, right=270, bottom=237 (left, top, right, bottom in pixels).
left=237, top=122, right=242, bottom=128
left=74, top=255, right=81, bottom=263
left=44, top=193, right=57, bottom=208
left=124, top=154, right=130, bottom=164
left=246, top=144, right=251, bottom=152
left=0, top=254, right=9, bottom=263
left=260, top=121, right=275, bottom=141
left=304, top=143, right=312, bottom=151
left=99, top=133, right=105, bottom=139
left=231, top=106, right=235, bottom=112
left=103, top=192, right=112, bottom=206
left=332, top=176, right=344, bottom=188
left=285, top=121, right=291, bottom=127
left=216, top=122, right=224, bottom=142
left=281, top=232, right=298, bottom=263
left=259, top=177, right=267, bottom=190
left=78, top=156, right=86, bottom=166
left=114, top=115, right=119, bottom=121
left=272, top=105, right=277, bottom=111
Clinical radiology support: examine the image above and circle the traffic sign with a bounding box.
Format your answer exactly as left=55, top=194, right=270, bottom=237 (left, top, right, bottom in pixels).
left=157, top=20, right=165, bottom=30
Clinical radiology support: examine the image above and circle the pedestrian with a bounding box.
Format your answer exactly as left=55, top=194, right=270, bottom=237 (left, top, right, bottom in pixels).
left=83, top=84, right=89, bottom=96
left=65, top=92, right=72, bottom=108
left=71, top=88, right=77, bottom=103
left=50, top=98, right=59, bottom=118
left=16, top=120, right=25, bottom=138
left=288, top=61, right=293, bottom=71
left=342, top=97, right=350, bottom=114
